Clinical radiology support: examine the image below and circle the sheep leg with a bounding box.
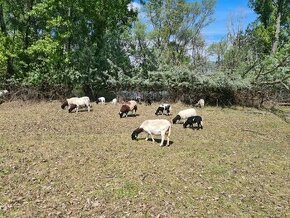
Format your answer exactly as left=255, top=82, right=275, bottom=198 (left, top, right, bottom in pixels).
left=166, top=126, right=171, bottom=146
left=75, top=106, right=79, bottom=113
left=145, top=133, right=150, bottom=141
left=87, top=104, right=90, bottom=112
left=150, top=133, right=155, bottom=143
left=160, top=132, right=165, bottom=146
left=166, top=134, right=170, bottom=146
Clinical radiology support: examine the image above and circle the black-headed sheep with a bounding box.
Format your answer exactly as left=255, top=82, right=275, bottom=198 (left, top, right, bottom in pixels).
left=61, top=96, right=91, bottom=113
left=195, top=99, right=205, bottom=108
left=172, top=108, right=197, bottom=124
left=131, top=119, right=172, bottom=146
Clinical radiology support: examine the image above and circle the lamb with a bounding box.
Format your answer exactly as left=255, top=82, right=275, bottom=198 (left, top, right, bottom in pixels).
left=0, top=90, right=8, bottom=97
left=195, top=99, right=205, bottom=108
left=96, top=97, right=105, bottom=104
left=119, top=100, right=138, bottom=118
left=131, top=119, right=172, bottom=146
left=155, top=103, right=171, bottom=116
left=183, top=116, right=203, bottom=129
left=61, top=96, right=91, bottom=113
left=172, top=108, right=197, bottom=124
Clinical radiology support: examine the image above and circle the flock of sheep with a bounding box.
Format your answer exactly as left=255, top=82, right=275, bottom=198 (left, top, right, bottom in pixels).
left=61, top=96, right=205, bottom=147
left=1, top=89, right=204, bottom=147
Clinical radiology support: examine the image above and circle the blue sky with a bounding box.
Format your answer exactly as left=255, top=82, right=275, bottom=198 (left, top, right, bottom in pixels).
left=131, top=0, right=257, bottom=45
left=202, top=0, right=257, bottom=44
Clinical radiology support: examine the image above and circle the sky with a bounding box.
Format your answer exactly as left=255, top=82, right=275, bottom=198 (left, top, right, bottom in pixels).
left=202, top=0, right=257, bottom=44
left=131, top=0, right=257, bottom=45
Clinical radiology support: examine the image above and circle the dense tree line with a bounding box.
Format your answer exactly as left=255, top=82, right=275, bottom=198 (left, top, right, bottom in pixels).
left=0, top=0, right=289, bottom=105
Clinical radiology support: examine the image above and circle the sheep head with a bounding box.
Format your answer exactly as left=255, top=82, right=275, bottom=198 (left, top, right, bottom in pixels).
left=61, top=100, right=68, bottom=109
left=131, top=128, right=143, bottom=140
left=172, top=115, right=181, bottom=124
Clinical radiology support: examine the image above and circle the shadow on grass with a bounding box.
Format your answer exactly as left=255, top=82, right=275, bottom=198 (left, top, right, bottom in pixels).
left=184, top=126, right=203, bottom=130
left=68, top=109, right=93, bottom=113
left=137, top=137, right=173, bottom=146
left=123, top=114, right=140, bottom=118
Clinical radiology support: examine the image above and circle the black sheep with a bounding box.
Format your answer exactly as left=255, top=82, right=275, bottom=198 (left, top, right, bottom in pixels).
left=183, top=116, right=203, bottom=129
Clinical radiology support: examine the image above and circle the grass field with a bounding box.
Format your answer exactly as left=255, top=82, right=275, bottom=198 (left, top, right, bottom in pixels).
left=0, top=101, right=289, bottom=217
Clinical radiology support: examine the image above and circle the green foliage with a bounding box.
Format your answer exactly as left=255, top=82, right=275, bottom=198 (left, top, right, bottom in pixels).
left=0, top=0, right=288, bottom=103
left=249, top=0, right=290, bottom=54
left=145, top=0, right=216, bottom=66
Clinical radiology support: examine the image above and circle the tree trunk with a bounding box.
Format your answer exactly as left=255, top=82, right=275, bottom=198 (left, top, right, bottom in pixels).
left=272, top=11, right=281, bottom=54
left=0, top=4, right=14, bottom=79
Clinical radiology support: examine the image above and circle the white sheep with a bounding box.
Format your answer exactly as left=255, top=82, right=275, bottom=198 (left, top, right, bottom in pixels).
left=172, top=108, right=197, bottom=124
left=96, top=97, right=105, bottom=104
left=195, top=99, right=205, bottom=108
left=0, top=90, right=8, bottom=97
left=61, top=96, right=91, bottom=113
left=131, top=119, right=172, bottom=146
left=111, top=98, right=117, bottom=105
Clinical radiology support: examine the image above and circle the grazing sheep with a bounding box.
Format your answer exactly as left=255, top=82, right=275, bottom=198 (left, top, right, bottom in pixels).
left=96, top=97, right=105, bottom=104
left=119, top=100, right=138, bottom=118
left=61, top=96, right=91, bottom=113
left=131, top=119, right=172, bottom=146
left=136, top=96, right=142, bottom=104
left=155, top=104, right=171, bottom=116
left=111, top=98, right=117, bottom=105
left=172, top=108, right=197, bottom=124
left=0, top=90, right=8, bottom=97
left=183, top=116, right=203, bottom=129
left=195, top=99, right=205, bottom=108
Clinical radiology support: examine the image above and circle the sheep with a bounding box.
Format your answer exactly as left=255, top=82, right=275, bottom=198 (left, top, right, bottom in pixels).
left=96, top=97, right=105, bottom=104
left=111, top=98, right=117, bottom=105
left=172, top=108, right=197, bottom=124
left=61, top=96, right=91, bottom=113
left=155, top=103, right=171, bottom=116
left=183, top=116, right=203, bottom=129
left=135, top=96, right=142, bottom=104
left=131, top=119, right=172, bottom=146
left=119, top=100, right=138, bottom=118
left=0, top=90, right=8, bottom=97
left=195, top=99, right=205, bottom=108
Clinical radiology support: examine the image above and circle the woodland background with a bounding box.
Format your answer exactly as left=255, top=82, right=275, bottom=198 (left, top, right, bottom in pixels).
left=0, top=0, right=289, bottom=106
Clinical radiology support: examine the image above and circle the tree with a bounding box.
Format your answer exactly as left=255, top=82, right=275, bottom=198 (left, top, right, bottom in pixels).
left=249, top=0, right=290, bottom=54
left=145, top=0, right=216, bottom=66
left=0, top=0, right=138, bottom=96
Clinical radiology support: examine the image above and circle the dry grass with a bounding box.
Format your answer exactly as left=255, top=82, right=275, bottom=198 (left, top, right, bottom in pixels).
left=0, top=101, right=289, bottom=217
